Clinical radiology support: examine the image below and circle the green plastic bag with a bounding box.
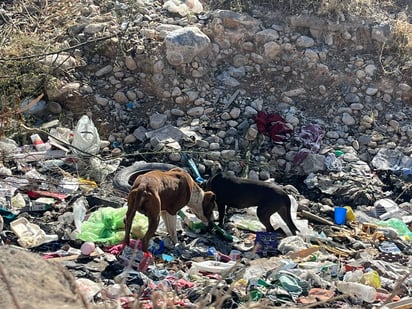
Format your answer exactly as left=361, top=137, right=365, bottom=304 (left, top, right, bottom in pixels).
left=77, top=206, right=148, bottom=245
left=377, top=218, right=412, bottom=241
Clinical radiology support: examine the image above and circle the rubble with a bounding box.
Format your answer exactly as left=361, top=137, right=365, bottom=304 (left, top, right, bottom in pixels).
left=0, top=0, right=412, bottom=308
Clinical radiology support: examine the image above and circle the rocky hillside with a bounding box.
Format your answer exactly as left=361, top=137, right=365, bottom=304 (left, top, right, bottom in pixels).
left=1, top=0, right=412, bottom=206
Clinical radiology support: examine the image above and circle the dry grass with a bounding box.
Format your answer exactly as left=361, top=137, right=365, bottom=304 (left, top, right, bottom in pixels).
left=379, top=17, right=412, bottom=77
left=0, top=0, right=83, bottom=136
left=392, top=18, right=412, bottom=62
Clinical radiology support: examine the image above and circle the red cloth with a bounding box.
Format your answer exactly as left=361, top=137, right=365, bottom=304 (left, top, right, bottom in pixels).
left=253, top=111, right=293, bottom=142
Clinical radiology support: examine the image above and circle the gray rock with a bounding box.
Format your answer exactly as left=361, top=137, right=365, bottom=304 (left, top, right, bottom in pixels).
left=165, top=27, right=211, bottom=66
left=149, top=113, right=168, bottom=129
left=187, top=107, right=204, bottom=117
left=113, top=91, right=128, bottom=104
left=344, top=93, right=360, bottom=103
left=342, top=112, right=356, bottom=125
left=84, top=23, right=106, bottom=34
left=366, top=87, right=378, bottom=96
left=263, top=41, right=281, bottom=59
left=95, top=65, right=113, bottom=77
left=295, top=35, right=315, bottom=48
left=364, top=64, right=377, bottom=76
left=301, top=153, right=326, bottom=174
left=255, top=29, right=280, bottom=44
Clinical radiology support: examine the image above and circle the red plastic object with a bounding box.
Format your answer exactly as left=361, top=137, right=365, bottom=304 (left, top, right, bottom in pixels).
left=138, top=252, right=153, bottom=272
left=344, top=264, right=365, bottom=272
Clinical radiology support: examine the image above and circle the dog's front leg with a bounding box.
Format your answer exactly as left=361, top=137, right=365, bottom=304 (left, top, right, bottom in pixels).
left=161, top=211, right=178, bottom=244
left=217, top=202, right=226, bottom=227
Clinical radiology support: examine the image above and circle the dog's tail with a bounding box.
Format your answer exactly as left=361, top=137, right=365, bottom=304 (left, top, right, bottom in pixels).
left=124, top=186, right=146, bottom=245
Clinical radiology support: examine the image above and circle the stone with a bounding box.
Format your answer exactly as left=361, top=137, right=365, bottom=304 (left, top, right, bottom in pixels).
left=187, top=107, right=204, bottom=117
left=342, top=113, right=356, bottom=125
left=163, top=0, right=203, bottom=16
left=399, top=83, right=411, bottom=92
left=149, top=113, right=168, bottom=129
left=165, top=27, right=211, bottom=66
left=47, top=102, right=62, bottom=114
left=263, top=41, right=281, bottom=59
left=123, top=134, right=137, bottom=144
left=245, top=126, right=258, bottom=141
left=84, top=22, right=106, bottom=34
left=125, top=56, right=137, bottom=70
left=304, top=49, right=319, bottom=62
left=364, top=64, right=377, bottom=76
left=255, top=29, right=280, bottom=44
left=95, top=65, right=113, bottom=77
left=229, top=107, right=241, bottom=119
left=283, top=88, right=306, bottom=97
left=301, top=153, right=325, bottom=174
left=113, top=91, right=128, bottom=104
left=296, top=35, right=315, bottom=48
left=95, top=95, right=109, bottom=106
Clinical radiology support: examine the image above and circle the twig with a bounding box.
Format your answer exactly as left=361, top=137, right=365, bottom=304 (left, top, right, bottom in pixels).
left=0, top=93, right=44, bottom=117
left=394, top=183, right=412, bottom=203
left=381, top=272, right=412, bottom=306
left=223, top=89, right=240, bottom=109
left=0, top=32, right=121, bottom=62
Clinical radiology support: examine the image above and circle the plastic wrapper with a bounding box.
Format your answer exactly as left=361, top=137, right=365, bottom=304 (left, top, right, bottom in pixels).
left=377, top=218, right=412, bottom=240
left=77, top=206, right=148, bottom=245
left=360, top=270, right=381, bottom=289
left=71, top=115, right=100, bottom=156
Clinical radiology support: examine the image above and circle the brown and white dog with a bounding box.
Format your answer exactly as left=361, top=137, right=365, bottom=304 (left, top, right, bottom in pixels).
left=124, top=168, right=216, bottom=251
left=203, top=172, right=299, bottom=235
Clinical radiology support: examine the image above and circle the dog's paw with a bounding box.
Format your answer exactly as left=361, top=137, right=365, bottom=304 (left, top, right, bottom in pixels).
left=162, top=236, right=176, bottom=250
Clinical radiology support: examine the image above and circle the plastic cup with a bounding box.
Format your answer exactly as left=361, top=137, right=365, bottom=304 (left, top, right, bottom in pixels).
left=334, top=207, right=347, bottom=225
left=229, top=249, right=241, bottom=261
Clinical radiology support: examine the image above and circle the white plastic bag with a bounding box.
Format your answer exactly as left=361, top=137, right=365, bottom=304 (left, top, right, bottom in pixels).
left=71, top=115, right=100, bottom=155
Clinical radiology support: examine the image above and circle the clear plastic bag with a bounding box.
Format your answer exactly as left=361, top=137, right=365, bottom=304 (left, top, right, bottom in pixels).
left=71, top=115, right=100, bottom=156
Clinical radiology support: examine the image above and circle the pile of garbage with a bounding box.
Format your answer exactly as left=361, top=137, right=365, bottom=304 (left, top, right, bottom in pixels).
left=1, top=115, right=412, bottom=309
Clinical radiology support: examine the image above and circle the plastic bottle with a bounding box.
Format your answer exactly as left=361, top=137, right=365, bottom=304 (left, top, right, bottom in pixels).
left=73, top=197, right=87, bottom=232
left=336, top=281, right=377, bottom=303
left=210, top=222, right=233, bottom=242
left=343, top=269, right=364, bottom=282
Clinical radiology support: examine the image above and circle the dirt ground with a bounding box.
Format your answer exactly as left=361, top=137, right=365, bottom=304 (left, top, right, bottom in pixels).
left=0, top=246, right=90, bottom=309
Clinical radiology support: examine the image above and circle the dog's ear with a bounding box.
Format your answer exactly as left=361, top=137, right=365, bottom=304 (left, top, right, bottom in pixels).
left=203, top=191, right=217, bottom=220
left=210, top=163, right=223, bottom=176
left=199, top=180, right=207, bottom=190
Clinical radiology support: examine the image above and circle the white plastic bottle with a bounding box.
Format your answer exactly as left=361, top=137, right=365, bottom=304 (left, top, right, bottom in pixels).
left=336, top=281, right=377, bottom=303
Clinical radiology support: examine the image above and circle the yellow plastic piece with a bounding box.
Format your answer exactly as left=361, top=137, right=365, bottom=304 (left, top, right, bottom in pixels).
left=344, top=206, right=356, bottom=222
